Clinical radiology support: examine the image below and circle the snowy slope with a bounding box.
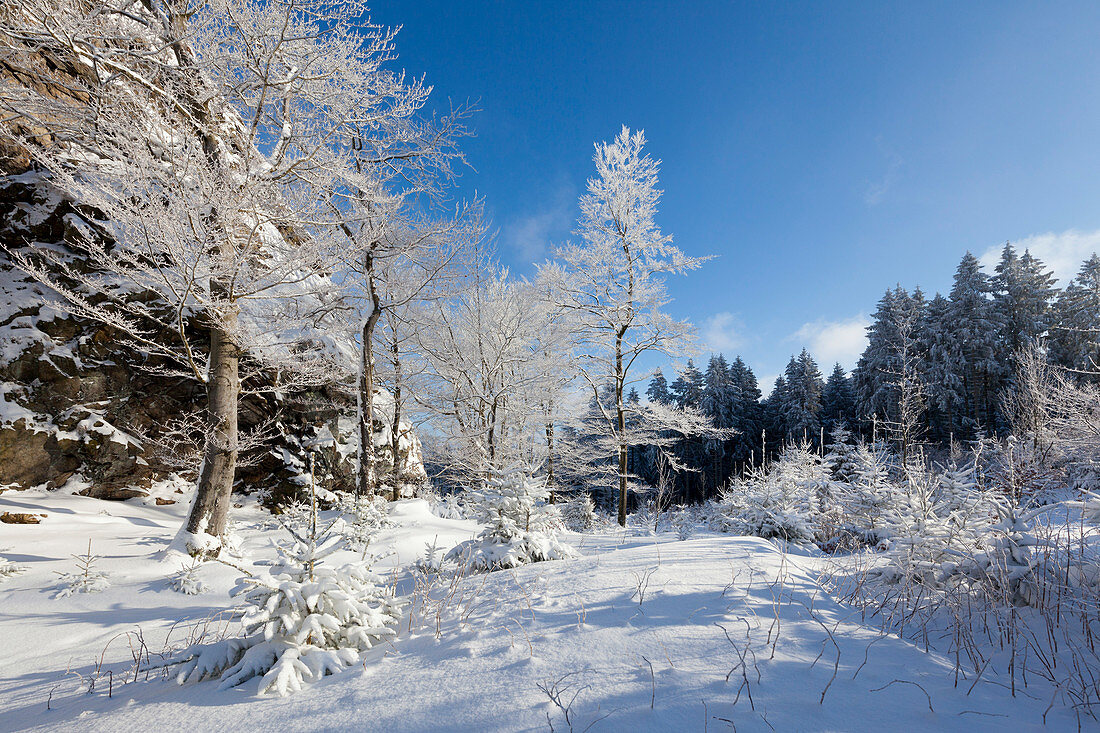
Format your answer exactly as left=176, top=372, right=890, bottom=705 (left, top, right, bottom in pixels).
left=0, top=489, right=1075, bottom=732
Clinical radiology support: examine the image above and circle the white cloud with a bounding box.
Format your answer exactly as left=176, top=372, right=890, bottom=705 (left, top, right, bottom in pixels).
left=864, top=136, right=903, bottom=206
left=500, top=183, right=576, bottom=265
left=978, top=229, right=1100, bottom=286
left=501, top=210, right=563, bottom=264
left=758, top=373, right=780, bottom=398
left=702, top=311, right=745, bottom=353
left=790, top=314, right=870, bottom=370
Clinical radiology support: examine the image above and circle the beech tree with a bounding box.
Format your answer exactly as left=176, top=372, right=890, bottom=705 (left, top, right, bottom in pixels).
left=418, top=265, right=558, bottom=484
left=0, top=0, right=444, bottom=554
left=344, top=206, right=478, bottom=499
left=540, top=126, right=707, bottom=525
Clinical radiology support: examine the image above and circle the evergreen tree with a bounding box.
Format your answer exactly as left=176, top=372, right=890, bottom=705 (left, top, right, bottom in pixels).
left=646, top=369, right=673, bottom=405
left=729, top=356, right=764, bottom=465
left=763, top=375, right=788, bottom=457
left=701, top=355, right=734, bottom=427
left=946, top=252, right=999, bottom=430
left=987, top=244, right=1056, bottom=427
left=700, top=354, right=734, bottom=491
left=670, top=359, right=705, bottom=409
left=782, top=349, right=825, bottom=444
left=918, top=293, right=966, bottom=440
left=853, top=287, right=903, bottom=426
left=992, top=244, right=1054, bottom=353
left=821, top=363, right=856, bottom=430
left=1050, top=253, right=1100, bottom=378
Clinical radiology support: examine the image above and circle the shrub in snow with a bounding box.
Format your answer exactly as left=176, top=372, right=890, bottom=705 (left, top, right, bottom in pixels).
left=170, top=559, right=209, bottom=595
left=54, top=540, right=110, bottom=597
left=946, top=502, right=1050, bottom=607
left=712, top=447, right=825, bottom=545
left=558, top=494, right=598, bottom=532
left=429, top=492, right=469, bottom=521
left=334, top=491, right=391, bottom=551
left=446, top=467, right=575, bottom=571
left=670, top=507, right=696, bottom=540
left=173, top=505, right=402, bottom=696
left=838, top=443, right=904, bottom=547
left=0, top=552, right=25, bottom=582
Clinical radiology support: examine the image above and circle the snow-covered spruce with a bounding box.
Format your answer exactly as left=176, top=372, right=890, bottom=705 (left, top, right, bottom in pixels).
left=174, top=530, right=402, bottom=696
left=558, top=493, right=598, bottom=532
left=446, top=467, right=575, bottom=571
left=710, top=446, right=825, bottom=545
left=54, top=540, right=110, bottom=597
left=334, top=491, right=392, bottom=551
left=169, top=559, right=209, bottom=595
left=837, top=442, right=904, bottom=547
left=0, top=552, right=26, bottom=583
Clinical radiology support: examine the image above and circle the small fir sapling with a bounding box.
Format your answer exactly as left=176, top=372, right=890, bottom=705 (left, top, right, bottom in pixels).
left=172, top=470, right=402, bottom=696
left=558, top=494, right=599, bottom=532
left=0, top=549, right=26, bottom=582
left=430, top=493, right=469, bottom=521
left=170, top=559, right=210, bottom=595
left=824, top=426, right=861, bottom=483
left=55, top=540, right=110, bottom=597
left=446, top=466, right=575, bottom=571
left=415, top=537, right=444, bottom=574
left=334, top=491, right=391, bottom=552
left=841, top=443, right=902, bottom=546
left=950, top=501, right=1051, bottom=607
left=713, top=448, right=823, bottom=545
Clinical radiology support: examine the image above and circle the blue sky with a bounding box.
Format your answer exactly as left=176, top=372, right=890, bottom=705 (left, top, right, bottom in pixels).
left=371, top=1, right=1100, bottom=390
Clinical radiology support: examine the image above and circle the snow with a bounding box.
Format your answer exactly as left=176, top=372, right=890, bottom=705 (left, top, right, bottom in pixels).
left=0, top=489, right=1083, bottom=732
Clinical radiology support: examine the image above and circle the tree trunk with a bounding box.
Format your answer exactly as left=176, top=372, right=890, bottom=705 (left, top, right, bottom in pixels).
left=185, top=312, right=240, bottom=556
left=389, top=335, right=403, bottom=502
left=616, top=331, right=627, bottom=527
left=358, top=309, right=381, bottom=497
left=545, top=420, right=555, bottom=503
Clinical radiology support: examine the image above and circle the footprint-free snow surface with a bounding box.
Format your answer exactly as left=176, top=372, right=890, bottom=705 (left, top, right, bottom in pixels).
left=0, top=489, right=1072, bottom=731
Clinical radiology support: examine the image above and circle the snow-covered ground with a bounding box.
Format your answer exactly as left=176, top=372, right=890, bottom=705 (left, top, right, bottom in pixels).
left=0, top=488, right=1080, bottom=732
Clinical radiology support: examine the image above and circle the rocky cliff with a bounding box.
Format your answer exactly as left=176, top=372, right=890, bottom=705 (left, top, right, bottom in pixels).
left=0, top=163, right=425, bottom=506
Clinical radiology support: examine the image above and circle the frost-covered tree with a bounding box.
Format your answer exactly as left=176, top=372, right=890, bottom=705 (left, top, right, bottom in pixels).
left=991, top=243, right=1055, bottom=357
left=445, top=465, right=575, bottom=570
left=918, top=293, right=966, bottom=440
left=1049, top=253, right=1100, bottom=378
left=670, top=359, right=705, bottom=409
left=947, top=252, right=1000, bottom=430
left=175, top=505, right=401, bottom=695
left=821, top=363, right=856, bottom=431
left=346, top=206, right=478, bottom=499
left=781, top=349, right=824, bottom=444
left=854, top=287, right=904, bottom=428
left=540, top=126, right=707, bottom=525
left=646, top=369, right=673, bottom=405
left=842, top=443, right=902, bottom=543
left=763, top=375, right=789, bottom=453
left=728, top=356, right=764, bottom=464
left=420, top=266, right=571, bottom=487
left=713, top=444, right=827, bottom=545
left=354, top=211, right=482, bottom=499
left=0, top=0, right=443, bottom=554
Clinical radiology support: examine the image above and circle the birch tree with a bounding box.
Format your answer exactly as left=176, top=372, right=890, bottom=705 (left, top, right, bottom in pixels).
left=540, top=126, right=707, bottom=525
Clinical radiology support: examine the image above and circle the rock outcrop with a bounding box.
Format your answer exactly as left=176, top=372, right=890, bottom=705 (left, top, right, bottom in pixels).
left=0, top=170, right=425, bottom=505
